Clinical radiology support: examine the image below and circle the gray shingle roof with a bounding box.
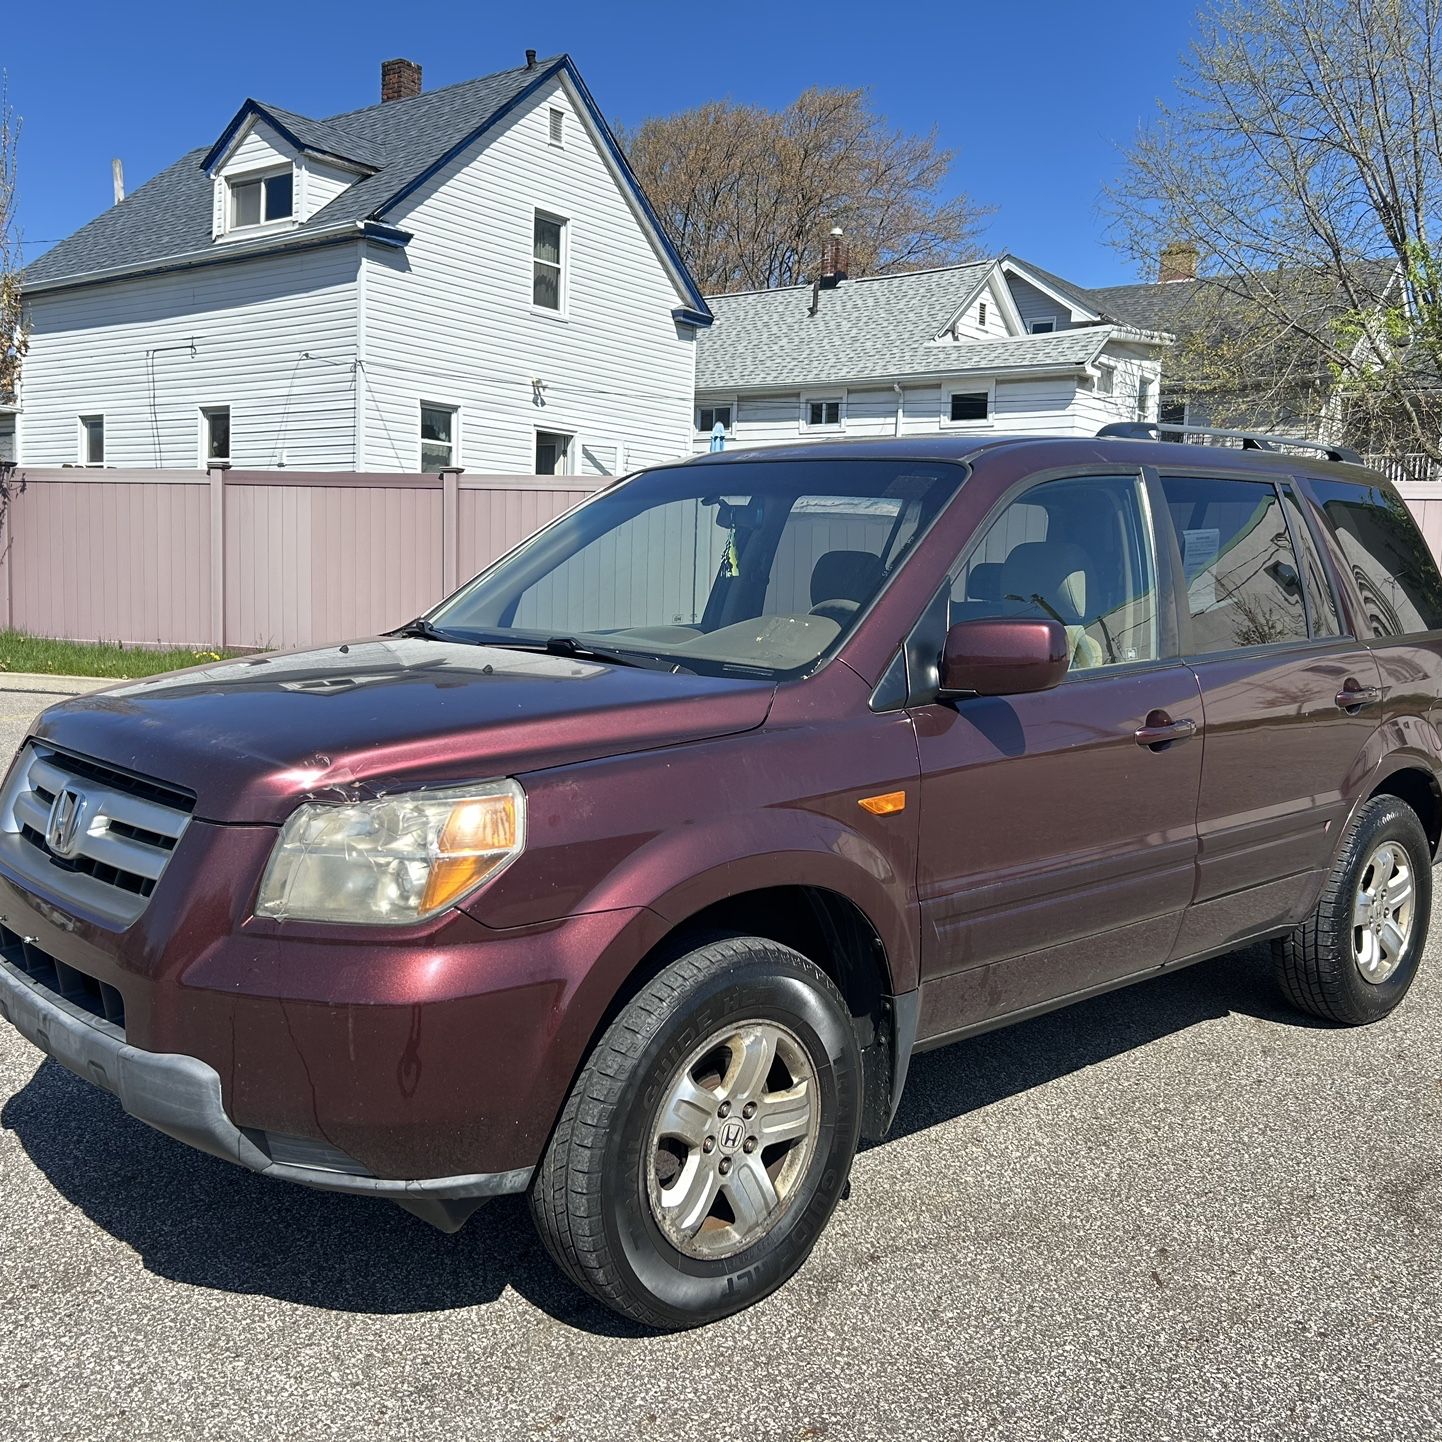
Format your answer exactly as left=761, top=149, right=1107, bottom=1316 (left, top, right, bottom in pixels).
left=1085, top=259, right=1401, bottom=335
left=233, top=102, right=387, bottom=171
left=23, top=57, right=563, bottom=288
left=695, top=263, right=1129, bottom=391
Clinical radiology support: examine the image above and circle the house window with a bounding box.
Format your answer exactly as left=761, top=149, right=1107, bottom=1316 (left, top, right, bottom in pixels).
left=697, top=404, right=733, bottom=434
left=79, top=415, right=104, bottom=466
left=533, top=213, right=565, bottom=311
left=1028, top=318, right=1057, bottom=334
left=201, top=406, right=231, bottom=464
left=1136, top=376, right=1155, bottom=422
left=536, top=430, right=573, bottom=475
left=1097, top=365, right=1115, bottom=395
left=948, top=390, right=991, bottom=423
left=549, top=108, right=565, bottom=146
left=804, top=398, right=843, bottom=429
left=978, top=302, right=987, bottom=327
left=420, top=404, right=457, bottom=472
left=229, top=170, right=294, bottom=228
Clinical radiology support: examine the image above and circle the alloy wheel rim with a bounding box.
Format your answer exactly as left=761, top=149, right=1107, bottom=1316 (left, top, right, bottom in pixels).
left=1352, top=840, right=1415, bottom=985
left=645, top=1020, right=820, bottom=1260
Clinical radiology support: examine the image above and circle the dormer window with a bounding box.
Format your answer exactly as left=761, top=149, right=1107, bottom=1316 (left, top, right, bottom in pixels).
left=229, top=169, right=293, bottom=229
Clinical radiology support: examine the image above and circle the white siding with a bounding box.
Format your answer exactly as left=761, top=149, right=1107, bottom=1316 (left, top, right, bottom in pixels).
left=1007, top=275, right=1076, bottom=333
left=1071, top=343, right=1163, bottom=432
left=946, top=274, right=1017, bottom=341
left=19, top=245, right=360, bottom=468
left=361, top=74, right=695, bottom=475
left=702, top=371, right=1102, bottom=451
left=301, top=158, right=362, bottom=220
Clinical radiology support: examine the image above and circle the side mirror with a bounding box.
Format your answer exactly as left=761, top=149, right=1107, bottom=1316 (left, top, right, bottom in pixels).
left=938, top=617, right=1070, bottom=698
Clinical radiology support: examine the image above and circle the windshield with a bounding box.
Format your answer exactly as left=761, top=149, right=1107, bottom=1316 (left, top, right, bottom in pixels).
left=428, top=458, right=967, bottom=677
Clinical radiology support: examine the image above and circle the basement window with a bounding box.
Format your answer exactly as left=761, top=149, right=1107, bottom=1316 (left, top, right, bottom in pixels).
left=229, top=170, right=294, bottom=229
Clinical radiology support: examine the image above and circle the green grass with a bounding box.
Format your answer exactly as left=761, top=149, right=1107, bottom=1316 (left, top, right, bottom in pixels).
left=0, top=631, right=240, bottom=679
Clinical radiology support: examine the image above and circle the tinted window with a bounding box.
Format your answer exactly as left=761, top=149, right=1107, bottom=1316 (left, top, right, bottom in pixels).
left=952, top=474, right=1159, bottom=670
left=1280, top=488, right=1340, bottom=637
left=1162, top=475, right=1306, bottom=654
left=1310, top=478, right=1442, bottom=637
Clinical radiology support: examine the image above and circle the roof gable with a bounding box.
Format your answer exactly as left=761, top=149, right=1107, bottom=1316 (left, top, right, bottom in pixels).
left=695, top=261, right=1145, bottom=391
left=23, top=53, right=711, bottom=323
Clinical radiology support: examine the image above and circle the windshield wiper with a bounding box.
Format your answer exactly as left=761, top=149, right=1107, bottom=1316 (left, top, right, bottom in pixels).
left=390, top=617, right=471, bottom=643
left=539, top=637, right=693, bottom=673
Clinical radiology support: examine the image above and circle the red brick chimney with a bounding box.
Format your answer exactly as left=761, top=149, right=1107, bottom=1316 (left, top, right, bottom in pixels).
left=820, top=227, right=849, bottom=288
left=1159, top=241, right=1199, bottom=284
left=381, top=58, right=422, bottom=103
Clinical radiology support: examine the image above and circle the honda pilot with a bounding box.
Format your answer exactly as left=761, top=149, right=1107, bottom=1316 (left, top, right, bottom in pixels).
left=0, top=428, right=1438, bottom=1329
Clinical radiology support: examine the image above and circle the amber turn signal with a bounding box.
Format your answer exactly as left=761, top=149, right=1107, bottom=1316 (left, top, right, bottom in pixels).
left=858, top=791, right=906, bottom=815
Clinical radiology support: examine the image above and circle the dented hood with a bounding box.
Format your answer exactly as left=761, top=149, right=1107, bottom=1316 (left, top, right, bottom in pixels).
left=29, top=637, right=776, bottom=824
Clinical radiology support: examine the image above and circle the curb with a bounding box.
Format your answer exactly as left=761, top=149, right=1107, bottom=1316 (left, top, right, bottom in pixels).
left=0, top=672, right=114, bottom=697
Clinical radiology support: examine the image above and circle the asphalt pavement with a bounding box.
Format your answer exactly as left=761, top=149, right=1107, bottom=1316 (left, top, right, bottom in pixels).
left=0, top=683, right=1440, bottom=1441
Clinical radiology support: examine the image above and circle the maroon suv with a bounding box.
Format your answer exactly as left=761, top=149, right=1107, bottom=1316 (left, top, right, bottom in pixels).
left=1, top=430, right=1438, bottom=1329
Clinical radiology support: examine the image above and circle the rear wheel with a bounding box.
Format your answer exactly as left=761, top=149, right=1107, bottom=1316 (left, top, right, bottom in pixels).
left=1275, top=795, right=1432, bottom=1025
left=530, top=936, right=863, bottom=1329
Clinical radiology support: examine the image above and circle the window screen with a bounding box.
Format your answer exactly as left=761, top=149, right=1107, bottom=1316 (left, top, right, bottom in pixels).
left=1161, top=475, right=1307, bottom=654
left=1309, top=478, right=1442, bottom=637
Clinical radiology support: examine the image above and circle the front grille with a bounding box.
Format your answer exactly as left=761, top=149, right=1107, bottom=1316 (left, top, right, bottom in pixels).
left=0, top=923, right=125, bottom=1032
left=0, top=744, right=194, bottom=927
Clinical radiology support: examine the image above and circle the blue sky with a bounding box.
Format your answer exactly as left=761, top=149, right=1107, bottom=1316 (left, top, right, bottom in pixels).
left=4, top=0, right=1198, bottom=288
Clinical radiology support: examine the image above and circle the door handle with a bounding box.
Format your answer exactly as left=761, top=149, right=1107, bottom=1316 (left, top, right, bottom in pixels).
left=1134, top=713, right=1197, bottom=750
left=1335, top=683, right=1381, bottom=712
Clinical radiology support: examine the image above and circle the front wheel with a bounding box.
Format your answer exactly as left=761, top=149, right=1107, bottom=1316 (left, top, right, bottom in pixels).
left=1275, top=795, right=1432, bottom=1025
left=530, top=936, right=863, bottom=1329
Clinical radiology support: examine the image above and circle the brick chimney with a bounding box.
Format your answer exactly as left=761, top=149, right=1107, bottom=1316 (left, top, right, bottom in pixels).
left=1159, top=241, right=1198, bottom=284
left=820, top=227, right=849, bottom=289
left=381, top=58, right=422, bottom=103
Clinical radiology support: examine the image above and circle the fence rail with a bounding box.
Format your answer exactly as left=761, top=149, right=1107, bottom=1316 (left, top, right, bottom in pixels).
left=0, top=468, right=598, bottom=651
left=1366, top=454, right=1442, bottom=486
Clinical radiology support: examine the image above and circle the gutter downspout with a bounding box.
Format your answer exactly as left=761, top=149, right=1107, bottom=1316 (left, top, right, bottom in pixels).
left=892, top=383, right=904, bottom=437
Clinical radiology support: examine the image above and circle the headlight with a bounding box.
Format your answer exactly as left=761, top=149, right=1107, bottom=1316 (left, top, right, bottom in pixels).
left=255, top=779, right=525, bottom=924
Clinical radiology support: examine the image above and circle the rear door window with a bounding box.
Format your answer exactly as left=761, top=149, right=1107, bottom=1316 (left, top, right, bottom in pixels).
left=1280, top=486, right=1341, bottom=638
left=1308, top=478, right=1442, bottom=637
left=1161, top=475, right=1307, bottom=654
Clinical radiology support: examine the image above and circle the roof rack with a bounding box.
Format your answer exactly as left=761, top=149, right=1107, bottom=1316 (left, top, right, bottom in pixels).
left=1096, top=421, right=1362, bottom=466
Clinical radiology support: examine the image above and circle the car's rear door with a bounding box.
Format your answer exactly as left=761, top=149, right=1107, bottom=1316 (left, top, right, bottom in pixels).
left=911, top=468, right=1204, bottom=1042
left=1157, top=469, right=1384, bottom=960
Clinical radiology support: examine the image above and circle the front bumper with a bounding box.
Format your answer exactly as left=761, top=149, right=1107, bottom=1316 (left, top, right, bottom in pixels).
left=0, top=951, right=532, bottom=1231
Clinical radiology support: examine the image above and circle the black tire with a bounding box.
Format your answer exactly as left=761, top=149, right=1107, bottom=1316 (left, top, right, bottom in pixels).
left=529, top=936, right=863, bottom=1329
left=1275, top=795, right=1432, bottom=1025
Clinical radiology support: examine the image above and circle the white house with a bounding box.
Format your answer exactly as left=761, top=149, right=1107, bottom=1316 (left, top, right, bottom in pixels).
left=692, top=245, right=1165, bottom=452
left=14, top=53, right=711, bottom=476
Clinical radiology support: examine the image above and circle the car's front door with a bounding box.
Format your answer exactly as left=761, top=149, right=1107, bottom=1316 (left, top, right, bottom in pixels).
left=910, top=470, right=1204, bottom=1043
left=1157, top=471, right=1384, bottom=959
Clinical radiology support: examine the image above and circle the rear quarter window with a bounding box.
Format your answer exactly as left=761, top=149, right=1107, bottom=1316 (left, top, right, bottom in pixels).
left=1309, top=478, right=1442, bottom=637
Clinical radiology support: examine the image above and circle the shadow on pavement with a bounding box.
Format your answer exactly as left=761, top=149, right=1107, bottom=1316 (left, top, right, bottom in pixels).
left=1, top=942, right=1318, bottom=1330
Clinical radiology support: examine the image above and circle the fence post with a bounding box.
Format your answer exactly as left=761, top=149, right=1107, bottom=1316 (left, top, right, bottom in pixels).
left=440, top=467, right=462, bottom=596
left=208, top=464, right=228, bottom=649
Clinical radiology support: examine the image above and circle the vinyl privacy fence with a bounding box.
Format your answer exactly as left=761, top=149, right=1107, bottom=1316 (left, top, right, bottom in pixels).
left=4, top=467, right=1442, bottom=653
left=0, top=468, right=596, bottom=651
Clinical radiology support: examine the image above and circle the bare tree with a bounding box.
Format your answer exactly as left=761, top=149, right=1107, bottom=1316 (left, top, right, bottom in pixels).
left=622, top=88, right=991, bottom=293
left=1108, top=0, right=1442, bottom=471
left=0, top=73, right=23, bottom=410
